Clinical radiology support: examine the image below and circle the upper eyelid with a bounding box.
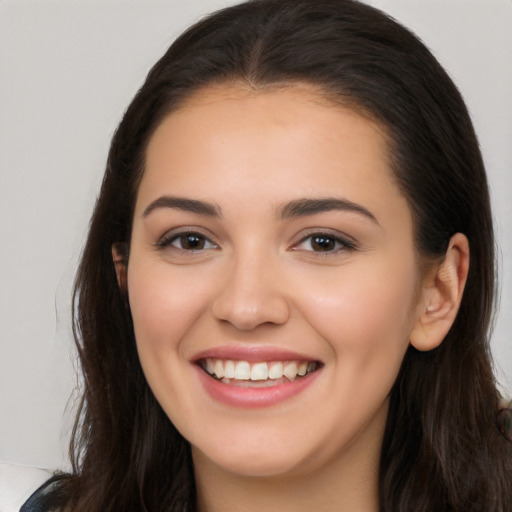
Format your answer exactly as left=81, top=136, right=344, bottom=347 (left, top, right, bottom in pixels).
left=292, top=228, right=357, bottom=247
left=156, top=228, right=217, bottom=248
left=294, top=235, right=354, bottom=251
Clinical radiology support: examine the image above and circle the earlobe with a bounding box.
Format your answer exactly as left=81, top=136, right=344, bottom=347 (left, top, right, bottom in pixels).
left=112, top=242, right=129, bottom=292
left=410, top=233, right=470, bottom=351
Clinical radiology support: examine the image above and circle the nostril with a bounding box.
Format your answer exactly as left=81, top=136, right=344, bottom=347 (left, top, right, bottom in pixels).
left=210, top=258, right=291, bottom=329
left=211, top=296, right=290, bottom=330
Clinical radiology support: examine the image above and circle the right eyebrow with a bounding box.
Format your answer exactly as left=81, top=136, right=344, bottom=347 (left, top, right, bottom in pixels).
left=141, top=196, right=222, bottom=218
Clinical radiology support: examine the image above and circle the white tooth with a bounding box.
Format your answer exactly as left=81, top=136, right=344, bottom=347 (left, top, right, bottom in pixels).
left=206, top=358, right=214, bottom=374
left=250, top=362, right=269, bottom=381
left=268, top=362, right=283, bottom=379
left=213, top=359, right=224, bottom=379
left=307, top=362, right=316, bottom=373
left=283, top=362, right=298, bottom=381
left=298, top=362, right=308, bottom=376
left=234, top=361, right=251, bottom=380
left=224, top=360, right=235, bottom=379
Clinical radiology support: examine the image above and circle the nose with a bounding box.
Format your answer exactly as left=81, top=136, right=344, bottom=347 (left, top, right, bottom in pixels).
left=211, top=253, right=290, bottom=331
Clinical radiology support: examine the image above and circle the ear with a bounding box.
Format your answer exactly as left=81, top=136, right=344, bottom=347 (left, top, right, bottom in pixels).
left=410, top=233, right=470, bottom=351
left=112, top=242, right=129, bottom=292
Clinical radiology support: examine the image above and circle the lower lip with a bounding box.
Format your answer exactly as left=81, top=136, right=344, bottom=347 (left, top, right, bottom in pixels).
left=194, top=365, right=321, bottom=408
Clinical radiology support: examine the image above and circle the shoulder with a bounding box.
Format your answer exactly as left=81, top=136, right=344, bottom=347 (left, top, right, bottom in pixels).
left=0, top=462, right=53, bottom=512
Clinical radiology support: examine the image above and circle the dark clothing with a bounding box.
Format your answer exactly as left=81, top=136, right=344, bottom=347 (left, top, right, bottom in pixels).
left=20, top=479, right=55, bottom=512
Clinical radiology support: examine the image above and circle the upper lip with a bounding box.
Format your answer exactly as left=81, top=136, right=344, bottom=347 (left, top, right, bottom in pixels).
left=192, top=345, right=320, bottom=363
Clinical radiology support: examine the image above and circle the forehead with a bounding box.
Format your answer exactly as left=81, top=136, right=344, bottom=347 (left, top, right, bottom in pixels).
left=137, top=84, right=409, bottom=228
left=143, top=85, right=391, bottom=184
left=166, top=82, right=386, bottom=142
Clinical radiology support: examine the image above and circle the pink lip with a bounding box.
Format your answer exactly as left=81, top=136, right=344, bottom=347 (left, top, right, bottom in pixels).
left=193, top=364, right=322, bottom=409
left=192, top=345, right=317, bottom=363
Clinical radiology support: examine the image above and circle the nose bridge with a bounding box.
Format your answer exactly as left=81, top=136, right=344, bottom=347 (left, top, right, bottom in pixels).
left=211, top=243, right=290, bottom=330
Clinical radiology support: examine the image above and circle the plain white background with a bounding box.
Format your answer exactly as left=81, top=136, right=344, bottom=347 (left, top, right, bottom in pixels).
left=1, top=0, right=510, bottom=472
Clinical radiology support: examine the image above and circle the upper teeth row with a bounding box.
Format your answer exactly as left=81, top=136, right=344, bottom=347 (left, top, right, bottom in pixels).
left=202, top=358, right=317, bottom=381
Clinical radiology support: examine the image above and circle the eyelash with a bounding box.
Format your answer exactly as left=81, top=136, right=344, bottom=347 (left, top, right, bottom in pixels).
left=156, top=230, right=356, bottom=254
left=156, top=231, right=218, bottom=251
left=293, top=232, right=357, bottom=254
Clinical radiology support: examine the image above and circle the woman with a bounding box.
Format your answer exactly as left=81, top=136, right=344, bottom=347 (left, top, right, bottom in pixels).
left=18, top=0, right=512, bottom=510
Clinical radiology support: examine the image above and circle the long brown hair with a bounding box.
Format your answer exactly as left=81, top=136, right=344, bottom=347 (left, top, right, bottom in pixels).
left=44, top=1, right=511, bottom=510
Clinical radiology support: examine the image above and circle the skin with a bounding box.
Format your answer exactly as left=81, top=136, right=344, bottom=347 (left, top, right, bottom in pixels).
left=118, top=84, right=469, bottom=512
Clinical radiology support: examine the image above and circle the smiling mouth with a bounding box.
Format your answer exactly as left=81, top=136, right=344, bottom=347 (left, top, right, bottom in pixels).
left=199, top=358, right=320, bottom=387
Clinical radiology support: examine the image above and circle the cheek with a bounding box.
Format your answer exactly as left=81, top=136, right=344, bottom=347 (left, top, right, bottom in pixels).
left=126, top=262, right=208, bottom=361
left=129, top=252, right=215, bottom=318
left=125, top=260, right=217, bottom=420
left=301, top=256, right=418, bottom=381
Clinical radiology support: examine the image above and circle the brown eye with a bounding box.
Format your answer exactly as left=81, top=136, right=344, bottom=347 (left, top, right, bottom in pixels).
left=310, top=235, right=336, bottom=252
left=157, top=231, right=217, bottom=251
left=177, top=233, right=206, bottom=250
left=294, top=232, right=356, bottom=254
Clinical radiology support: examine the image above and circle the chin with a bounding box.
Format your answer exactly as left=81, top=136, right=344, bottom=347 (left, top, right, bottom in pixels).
left=192, top=443, right=311, bottom=479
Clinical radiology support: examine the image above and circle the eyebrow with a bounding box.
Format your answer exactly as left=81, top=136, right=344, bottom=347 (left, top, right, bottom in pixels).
left=142, top=195, right=378, bottom=224
left=278, top=197, right=378, bottom=224
left=142, top=196, right=222, bottom=218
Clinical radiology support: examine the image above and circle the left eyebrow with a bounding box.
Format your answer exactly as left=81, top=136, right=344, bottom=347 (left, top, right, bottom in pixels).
left=278, top=197, right=378, bottom=224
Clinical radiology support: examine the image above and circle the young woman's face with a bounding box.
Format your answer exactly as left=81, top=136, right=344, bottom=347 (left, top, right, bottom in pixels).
left=127, top=85, right=425, bottom=478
